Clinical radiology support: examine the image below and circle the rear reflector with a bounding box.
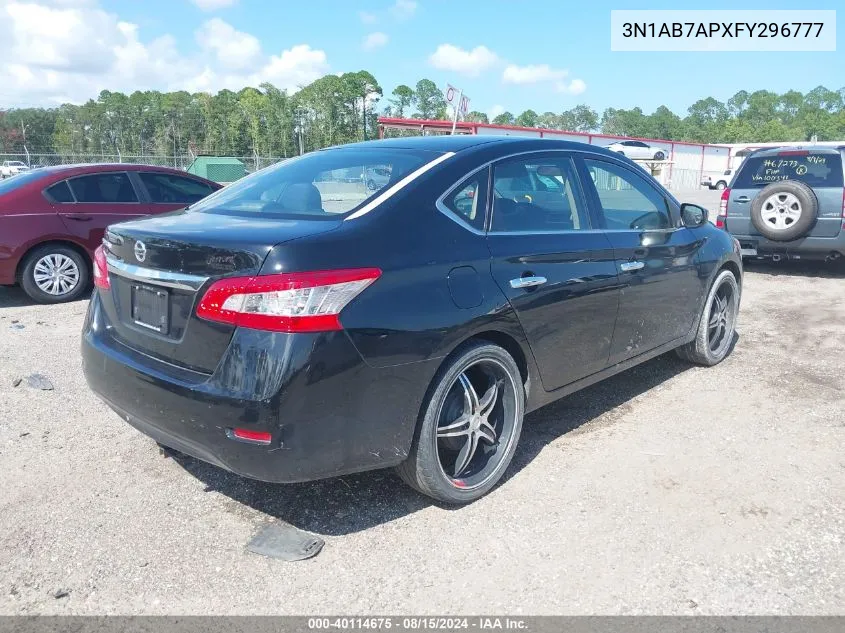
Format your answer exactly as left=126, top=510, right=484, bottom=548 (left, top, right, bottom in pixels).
left=197, top=268, right=382, bottom=333
left=228, top=428, right=272, bottom=445
left=93, top=245, right=110, bottom=290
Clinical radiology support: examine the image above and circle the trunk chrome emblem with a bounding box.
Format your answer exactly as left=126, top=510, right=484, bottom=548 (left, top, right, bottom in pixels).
left=134, top=241, right=147, bottom=263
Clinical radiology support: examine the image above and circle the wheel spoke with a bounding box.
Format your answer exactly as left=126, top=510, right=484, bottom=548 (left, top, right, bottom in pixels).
left=458, top=372, right=479, bottom=414
left=477, top=420, right=497, bottom=445
left=477, top=380, right=499, bottom=418
left=453, top=431, right=479, bottom=477
left=437, top=414, right=472, bottom=438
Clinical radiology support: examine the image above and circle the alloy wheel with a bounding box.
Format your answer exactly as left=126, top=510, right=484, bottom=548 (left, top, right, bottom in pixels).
left=761, top=192, right=802, bottom=230
left=707, top=279, right=737, bottom=356
left=434, top=358, right=519, bottom=490
left=32, top=253, right=80, bottom=296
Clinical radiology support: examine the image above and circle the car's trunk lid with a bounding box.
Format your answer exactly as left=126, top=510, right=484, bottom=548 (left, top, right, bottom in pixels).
left=101, top=209, right=340, bottom=374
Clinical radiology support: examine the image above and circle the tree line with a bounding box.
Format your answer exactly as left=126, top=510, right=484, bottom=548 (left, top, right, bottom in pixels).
left=1, top=74, right=844, bottom=158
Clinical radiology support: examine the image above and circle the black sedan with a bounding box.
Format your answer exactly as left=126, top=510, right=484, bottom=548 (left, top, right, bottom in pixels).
left=82, top=136, right=742, bottom=504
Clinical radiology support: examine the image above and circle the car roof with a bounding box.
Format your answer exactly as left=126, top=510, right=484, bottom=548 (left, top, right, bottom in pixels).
left=35, top=163, right=195, bottom=176
left=328, top=134, right=624, bottom=158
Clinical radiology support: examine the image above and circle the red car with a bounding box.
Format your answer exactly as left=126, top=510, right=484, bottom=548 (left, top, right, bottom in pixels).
left=0, top=164, right=221, bottom=303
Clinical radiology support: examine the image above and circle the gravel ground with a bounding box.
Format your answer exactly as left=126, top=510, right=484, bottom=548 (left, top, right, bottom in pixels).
left=1, top=209, right=843, bottom=614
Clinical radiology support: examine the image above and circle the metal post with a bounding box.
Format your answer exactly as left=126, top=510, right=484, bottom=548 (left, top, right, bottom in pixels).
left=451, top=90, right=463, bottom=135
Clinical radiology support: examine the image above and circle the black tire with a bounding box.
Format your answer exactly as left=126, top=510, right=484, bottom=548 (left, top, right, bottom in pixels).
left=19, top=244, right=89, bottom=304
left=396, top=341, right=525, bottom=504
left=715, top=181, right=727, bottom=190
left=366, top=179, right=377, bottom=191
left=750, top=181, right=817, bottom=242
left=676, top=269, right=739, bottom=366
left=654, top=151, right=666, bottom=160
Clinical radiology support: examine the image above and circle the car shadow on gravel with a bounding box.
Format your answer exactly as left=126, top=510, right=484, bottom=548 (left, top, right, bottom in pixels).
left=744, top=258, right=845, bottom=278
left=168, top=350, right=698, bottom=537
left=0, top=285, right=90, bottom=308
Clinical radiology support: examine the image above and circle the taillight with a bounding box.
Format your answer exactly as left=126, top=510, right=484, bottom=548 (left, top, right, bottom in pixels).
left=93, top=245, right=110, bottom=290
left=716, top=188, right=730, bottom=229
left=196, top=268, right=382, bottom=333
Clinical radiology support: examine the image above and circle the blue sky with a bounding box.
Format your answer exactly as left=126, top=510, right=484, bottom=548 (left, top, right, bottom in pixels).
left=3, top=0, right=843, bottom=116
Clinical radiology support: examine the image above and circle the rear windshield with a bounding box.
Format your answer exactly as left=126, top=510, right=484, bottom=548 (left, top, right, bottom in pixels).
left=0, top=170, right=46, bottom=195
left=190, top=148, right=436, bottom=219
left=734, top=153, right=844, bottom=188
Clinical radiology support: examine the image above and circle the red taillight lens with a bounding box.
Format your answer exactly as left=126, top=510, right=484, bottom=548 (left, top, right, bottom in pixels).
left=197, top=268, right=382, bottom=333
left=777, top=150, right=809, bottom=156
left=93, top=245, right=110, bottom=289
left=228, top=428, right=272, bottom=445
left=716, top=188, right=730, bottom=229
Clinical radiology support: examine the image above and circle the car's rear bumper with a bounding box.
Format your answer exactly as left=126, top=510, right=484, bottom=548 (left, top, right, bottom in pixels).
left=81, top=292, right=439, bottom=483
left=730, top=233, right=845, bottom=260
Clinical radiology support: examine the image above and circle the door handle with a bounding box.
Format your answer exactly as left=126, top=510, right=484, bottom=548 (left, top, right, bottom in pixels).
left=735, top=196, right=750, bottom=203
left=510, top=276, right=547, bottom=289
left=620, top=261, right=645, bottom=272
left=64, top=213, right=93, bottom=221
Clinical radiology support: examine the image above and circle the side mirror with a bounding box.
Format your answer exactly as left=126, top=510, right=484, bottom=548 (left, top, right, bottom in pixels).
left=680, top=203, right=709, bottom=228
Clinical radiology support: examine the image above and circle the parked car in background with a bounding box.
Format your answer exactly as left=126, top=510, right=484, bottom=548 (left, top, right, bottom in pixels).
left=82, top=135, right=741, bottom=504
left=1, top=160, right=29, bottom=178
left=363, top=165, right=391, bottom=191
left=606, top=140, right=666, bottom=161
left=702, top=168, right=734, bottom=190
left=717, top=146, right=845, bottom=261
left=0, top=164, right=221, bottom=303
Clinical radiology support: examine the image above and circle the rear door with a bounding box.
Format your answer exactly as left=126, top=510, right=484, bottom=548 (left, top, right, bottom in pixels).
left=486, top=152, right=620, bottom=391
left=728, top=151, right=844, bottom=238
left=59, top=171, right=149, bottom=250
left=579, top=155, right=704, bottom=364
left=135, top=171, right=218, bottom=213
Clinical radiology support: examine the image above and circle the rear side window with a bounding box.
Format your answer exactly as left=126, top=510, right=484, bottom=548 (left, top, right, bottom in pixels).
left=139, top=172, right=215, bottom=204
left=190, top=148, right=434, bottom=219
left=441, top=168, right=488, bottom=231
left=491, top=156, right=589, bottom=232
left=44, top=181, right=74, bottom=203
left=69, top=173, right=138, bottom=203
left=734, top=153, right=844, bottom=188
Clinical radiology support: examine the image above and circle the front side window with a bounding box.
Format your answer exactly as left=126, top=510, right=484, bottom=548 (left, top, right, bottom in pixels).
left=584, top=159, right=671, bottom=230
left=491, top=156, right=589, bottom=232
left=69, top=173, right=138, bottom=203
left=139, top=172, right=215, bottom=204
left=190, top=148, right=436, bottom=219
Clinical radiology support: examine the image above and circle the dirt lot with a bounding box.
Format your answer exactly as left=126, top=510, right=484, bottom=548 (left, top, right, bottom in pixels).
left=1, top=253, right=844, bottom=614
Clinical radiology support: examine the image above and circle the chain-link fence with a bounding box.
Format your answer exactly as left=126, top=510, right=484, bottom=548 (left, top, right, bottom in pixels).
left=0, top=153, right=284, bottom=174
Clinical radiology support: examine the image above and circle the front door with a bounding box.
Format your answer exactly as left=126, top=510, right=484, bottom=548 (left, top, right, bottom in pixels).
left=486, top=153, right=620, bottom=391
left=578, top=156, right=704, bottom=365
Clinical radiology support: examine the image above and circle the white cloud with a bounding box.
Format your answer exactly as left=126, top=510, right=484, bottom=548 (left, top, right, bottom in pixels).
left=558, top=78, right=586, bottom=95
left=0, top=2, right=330, bottom=106
left=189, top=0, right=237, bottom=11
left=359, top=10, right=377, bottom=24
left=502, top=63, right=568, bottom=85
left=428, top=44, right=499, bottom=77
left=389, top=0, right=416, bottom=20
left=489, top=104, right=506, bottom=120
left=362, top=31, right=388, bottom=51
left=195, top=18, right=261, bottom=70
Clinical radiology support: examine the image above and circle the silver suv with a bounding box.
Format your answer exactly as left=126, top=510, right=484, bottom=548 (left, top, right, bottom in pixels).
left=718, top=147, right=845, bottom=262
